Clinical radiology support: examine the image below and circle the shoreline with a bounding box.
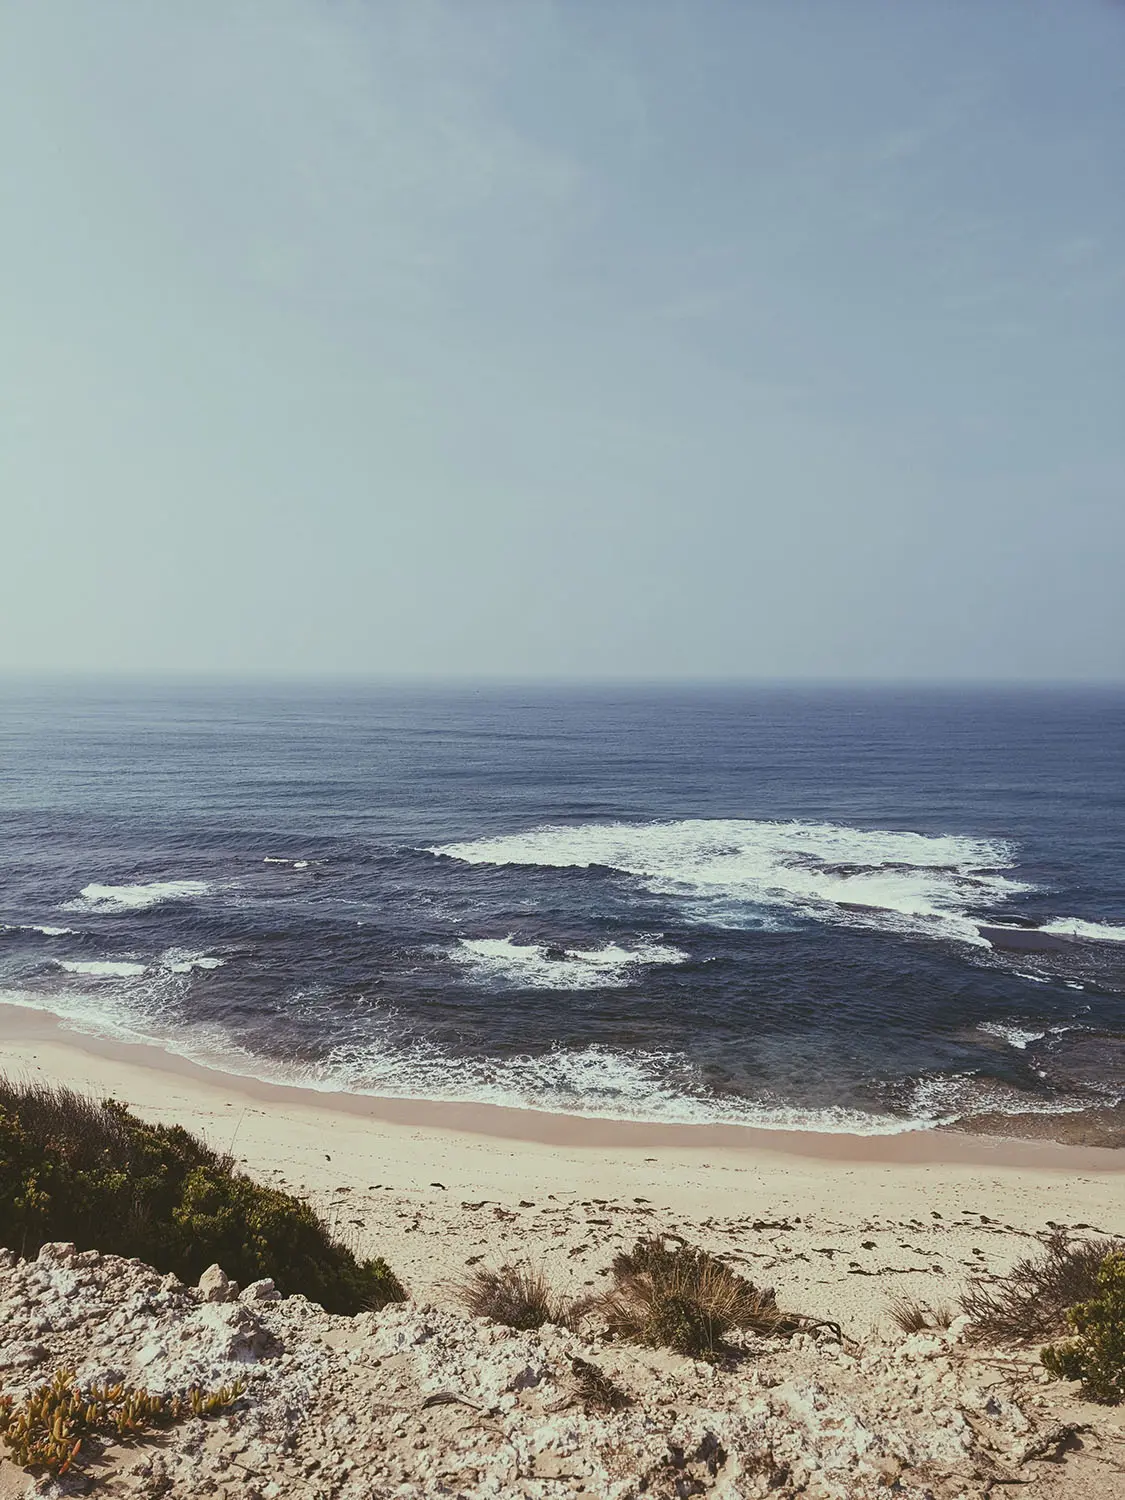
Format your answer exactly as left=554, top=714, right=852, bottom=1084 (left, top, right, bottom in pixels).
left=1, top=1000, right=1122, bottom=1172
left=4, top=998, right=1125, bottom=1335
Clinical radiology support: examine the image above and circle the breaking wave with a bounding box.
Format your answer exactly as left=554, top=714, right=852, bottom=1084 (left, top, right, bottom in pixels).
left=1039, top=918, right=1125, bottom=944
left=450, top=936, right=688, bottom=990
left=432, top=819, right=1027, bottom=944
left=56, top=959, right=148, bottom=978
left=62, top=880, right=214, bottom=914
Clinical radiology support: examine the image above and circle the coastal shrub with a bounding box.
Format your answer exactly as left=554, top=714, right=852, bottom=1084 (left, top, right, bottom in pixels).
left=960, top=1230, right=1122, bottom=1345
left=888, top=1297, right=953, bottom=1335
left=0, top=1077, right=405, bottom=1314
left=1040, top=1251, right=1125, bottom=1404
left=596, top=1236, right=821, bottom=1361
left=457, top=1264, right=586, bottom=1331
left=0, top=1365, right=244, bottom=1479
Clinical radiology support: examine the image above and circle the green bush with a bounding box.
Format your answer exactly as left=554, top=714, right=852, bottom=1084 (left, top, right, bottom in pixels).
left=1041, top=1250, right=1125, bottom=1404
left=0, top=1078, right=404, bottom=1315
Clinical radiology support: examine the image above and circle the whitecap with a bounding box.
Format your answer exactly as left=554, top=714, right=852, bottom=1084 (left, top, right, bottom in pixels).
left=977, top=1021, right=1047, bottom=1050
left=431, top=819, right=1027, bottom=945
left=56, top=959, right=148, bottom=978
left=2, top=924, right=76, bottom=937
left=450, top=936, right=688, bottom=990
left=159, top=949, right=226, bottom=974
left=1039, top=917, right=1125, bottom=944
left=63, top=879, right=213, bottom=913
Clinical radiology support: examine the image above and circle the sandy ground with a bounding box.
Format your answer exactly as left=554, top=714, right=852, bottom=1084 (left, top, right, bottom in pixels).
left=2, top=1003, right=1123, bottom=1340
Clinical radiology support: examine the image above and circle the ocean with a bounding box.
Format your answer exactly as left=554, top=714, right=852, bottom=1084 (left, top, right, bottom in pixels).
left=1, top=680, right=1123, bottom=1134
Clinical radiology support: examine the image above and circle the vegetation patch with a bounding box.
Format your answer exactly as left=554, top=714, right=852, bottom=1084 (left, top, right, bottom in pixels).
left=887, top=1297, right=953, bottom=1335
left=596, top=1235, right=826, bottom=1361
left=0, top=1077, right=405, bottom=1314
left=569, top=1356, right=631, bottom=1413
left=1041, top=1250, right=1125, bottom=1404
left=0, top=1366, right=244, bottom=1479
left=456, top=1264, right=587, bottom=1331
left=960, top=1230, right=1123, bottom=1346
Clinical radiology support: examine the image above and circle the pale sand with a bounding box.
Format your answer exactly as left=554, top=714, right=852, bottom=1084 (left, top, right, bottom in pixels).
left=2, top=1002, right=1123, bottom=1336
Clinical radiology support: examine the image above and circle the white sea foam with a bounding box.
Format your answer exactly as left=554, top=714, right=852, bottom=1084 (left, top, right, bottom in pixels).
left=63, top=879, right=213, bottom=913
left=450, top=936, right=688, bottom=990
left=2, top=924, right=76, bottom=937
left=160, top=949, right=226, bottom=974
left=908, top=1071, right=1087, bottom=1121
left=1039, top=917, right=1125, bottom=944
left=296, top=1036, right=924, bottom=1133
left=977, top=1021, right=1047, bottom=1050
left=432, top=819, right=1026, bottom=944
left=4, top=980, right=1097, bottom=1137
left=56, top=959, right=148, bottom=978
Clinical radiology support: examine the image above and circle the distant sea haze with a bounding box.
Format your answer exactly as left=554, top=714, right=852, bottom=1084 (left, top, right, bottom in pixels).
left=1, top=682, right=1123, bottom=1133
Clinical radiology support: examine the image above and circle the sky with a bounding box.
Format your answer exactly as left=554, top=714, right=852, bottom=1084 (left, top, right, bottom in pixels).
left=3, top=1, right=1124, bottom=681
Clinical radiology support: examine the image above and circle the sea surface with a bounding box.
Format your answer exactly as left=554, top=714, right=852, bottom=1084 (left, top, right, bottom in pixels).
left=1, top=681, right=1123, bottom=1134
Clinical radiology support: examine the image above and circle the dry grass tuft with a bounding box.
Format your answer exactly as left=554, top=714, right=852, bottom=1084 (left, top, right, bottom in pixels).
left=961, top=1230, right=1124, bottom=1346
left=456, top=1265, right=586, bottom=1332
left=887, top=1297, right=953, bottom=1335
left=596, top=1236, right=825, bottom=1361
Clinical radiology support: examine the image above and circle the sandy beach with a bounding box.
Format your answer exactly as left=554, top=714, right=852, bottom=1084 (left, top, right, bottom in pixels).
left=3, top=1001, right=1122, bottom=1338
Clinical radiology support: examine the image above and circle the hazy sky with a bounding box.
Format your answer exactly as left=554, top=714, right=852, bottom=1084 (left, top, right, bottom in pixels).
left=3, top=1, right=1124, bottom=680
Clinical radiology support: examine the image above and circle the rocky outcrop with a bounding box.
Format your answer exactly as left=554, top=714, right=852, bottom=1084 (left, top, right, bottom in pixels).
left=0, top=1242, right=1120, bottom=1498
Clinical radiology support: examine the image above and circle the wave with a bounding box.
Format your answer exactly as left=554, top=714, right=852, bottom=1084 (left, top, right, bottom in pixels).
left=52, top=950, right=223, bottom=979
left=450, top=936, right=688, bottom=990
left=1, top=924, right=76, bottom=937
left=977, top=1021, right=1048, bottom=1051
left=62, top=879, right=214, bottom=914
left=1039, top=917, right=1125, bottom=944
left=56, top=959, right=148, bottom=978
left=432, top=818, right=1027, bottom=944
left=161, top=949, right=226, bottom=974
left=907, top=1071, right=1088, bottom=1120
left=1, top=983, right=1100, bottom=1137
left=0, top=984, right=918, bottom=1133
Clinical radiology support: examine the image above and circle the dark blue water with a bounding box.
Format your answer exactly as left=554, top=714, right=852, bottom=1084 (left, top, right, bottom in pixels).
left=1, top=681, right=1123, bottom=1132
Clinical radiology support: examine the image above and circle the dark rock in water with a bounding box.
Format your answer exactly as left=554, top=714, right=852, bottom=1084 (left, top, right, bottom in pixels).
left=978, top=925, right=1076, bottom=953
left=1037, top=1035, right=1125, bottom=1094
left=944, top=1102, right=1125, bottom=1149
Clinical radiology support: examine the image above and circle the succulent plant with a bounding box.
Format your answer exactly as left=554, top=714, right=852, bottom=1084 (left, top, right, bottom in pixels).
left=0, top=1366, right=245, bottom=1479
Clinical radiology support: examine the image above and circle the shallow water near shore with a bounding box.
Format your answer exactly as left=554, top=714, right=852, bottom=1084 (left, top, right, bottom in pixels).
left=1, top=680, right=1123, bottom=1134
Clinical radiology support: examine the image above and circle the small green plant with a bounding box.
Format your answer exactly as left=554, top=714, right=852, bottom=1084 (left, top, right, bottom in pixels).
left=1041, top=1250, right=1125, bottom=1404
left=597, top=1236, right=822, bottom=1361
left=0, top=1366, right=245, bottom=1478
left=888, top=1297, right=954, bottom=1335
left=456, top=1264, right=586, bottom=1331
